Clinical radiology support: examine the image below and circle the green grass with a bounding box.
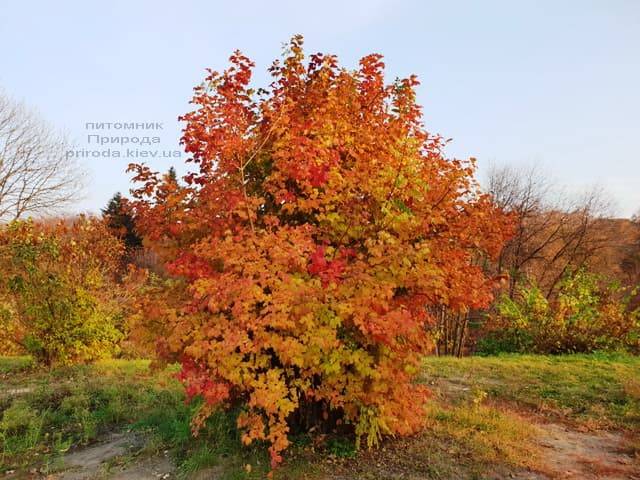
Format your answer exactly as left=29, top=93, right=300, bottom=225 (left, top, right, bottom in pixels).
left=1, top=353, right=638, bottom=479
left=0, top=357, right=271, bottom=479
left=422, top=352, right=640, bottom=430
left=0, top=356, right=33, bottom=375
left=0, top=358, right=185, bottom=472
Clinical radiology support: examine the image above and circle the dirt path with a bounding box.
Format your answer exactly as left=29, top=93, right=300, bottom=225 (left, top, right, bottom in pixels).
left=433, top=377, right=639, bottom=479
left=531, top=422, right=639, bottom=480
left=54, top=432, right=176, bottom=480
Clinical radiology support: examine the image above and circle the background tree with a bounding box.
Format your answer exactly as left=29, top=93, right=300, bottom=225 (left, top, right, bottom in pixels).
left=488, top=164, right=612, bottom=298
left=0, top=92, right=85, bottom=221
left=626, top=209, right=640, bottom=279
left=620, top=210, right=640, bottom=309
left=102, top=192, right=142, bottom=250
left=128, top=37, right=513, bottom=467
left=0, top=216, right=125, bottom=365
left=166, top=166, right=178, bottom=183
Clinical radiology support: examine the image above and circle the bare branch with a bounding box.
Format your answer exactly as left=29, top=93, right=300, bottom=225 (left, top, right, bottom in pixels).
left=0, top=92, right=86, bottom=221
left=487, top=163, right=615, bottom=298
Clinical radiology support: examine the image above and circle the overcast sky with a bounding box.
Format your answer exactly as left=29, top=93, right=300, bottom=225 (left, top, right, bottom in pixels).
left=1, top=0, right=639, bottom=217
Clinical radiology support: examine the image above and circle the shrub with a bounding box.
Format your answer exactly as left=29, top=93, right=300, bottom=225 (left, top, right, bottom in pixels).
left=128, top=36, right=512, bottom=467
left=0, top=217, right=126, bottom=366
left=0, top=300, right=23, bottom=356
left=479, top=269, right=640, bottom=354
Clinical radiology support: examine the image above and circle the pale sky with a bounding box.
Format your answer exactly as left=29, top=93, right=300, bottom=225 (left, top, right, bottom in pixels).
left=1, top=0, right=639, bottom=217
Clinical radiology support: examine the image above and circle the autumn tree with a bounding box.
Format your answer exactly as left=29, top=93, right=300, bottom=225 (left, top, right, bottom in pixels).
left=128, top=37, right=512, bottom=467
left=0, top=216, right=125, bottom=365
left=624, top=210, right=640, bottom=280
left=621, top=211, right=640, bottom=309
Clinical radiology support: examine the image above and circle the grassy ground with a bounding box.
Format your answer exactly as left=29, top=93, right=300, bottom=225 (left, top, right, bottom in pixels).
left=0, top=359, right=185, bottom=474
left=0, top=354, right=638, bottom=479
left=422, top=352, right=640, bottom=430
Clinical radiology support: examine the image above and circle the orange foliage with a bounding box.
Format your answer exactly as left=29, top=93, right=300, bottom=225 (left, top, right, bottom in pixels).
left=128, top=36, right=513, bottom=467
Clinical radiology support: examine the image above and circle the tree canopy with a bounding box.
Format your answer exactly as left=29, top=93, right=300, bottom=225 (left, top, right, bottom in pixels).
left=128, top=36, right=513, bottom=467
